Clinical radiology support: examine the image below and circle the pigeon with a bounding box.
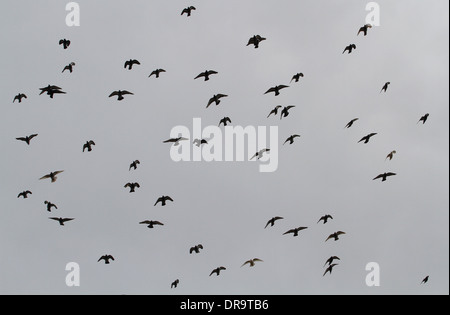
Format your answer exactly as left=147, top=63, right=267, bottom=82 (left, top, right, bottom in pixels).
left=267, top=106, right=282, bottom=118
left=181, top=6, right=196, bottom=17
left=109, top=90, right=134, bottom=101
left=17, top=191, right=32, bottom=199
left=358, top=133, right=377, bottom=144
left=280, top=106, right=296, bottom=120
left=193, top=139, right=208, bottom=147
left=148, top=69, right=166, bottom=78
left=343, top=44, right=356, bottom=54
left=265, top=85, right=289, bottom=96
left=326, top=231, right=346, bottom=242
left=210, top=267, right=226, bottom=277
left=82, top=140, right=95, bottom=152
left=194, top=70, right=218, bottom=81
left=219, top=117, right=232, bottom=127
left=190, top=244, right=204, bottom=254
left=44, top=201, right=58, bottom=212
left=154, top=196, right=174, bottom=207
left=16, top=134, right=38, bottom=145
left=163, top=137, right=188, bottom=146
left=283, top=227, right=308, bottom=237
left=284, top=135, right=301, bottom=145
left=265, top=217, right=284, bottom=229
left=418, top=113, right=430, bottom=125
left=49, top=217, right=74, bottom=226
left=380, top=82, right=391, bottom=93
left=139, top=220, right=164, bottom=229
left=317, top=215, right=333, bottom=224
left=129, top=160, right=140, bottom=171
left=345, top=118, right=359, bottom=129
left=385, top=151, right=397, bottom=161
left=59, top=39, right=71, bottom=49
left=291, top=73, right=304, bottom=83
left=241, top=258, right=263, bottom=267
left=421, top=276, right=430, bottom=284
left=358, top=24, right=372, bottom=36
left=39, top=171, right=64, bottom=183
left=39, top=85, right=66, bottom=98
left=124, top=59, right=140, bottom=70
left=207, top=94, right=228, bottom=108
left=250, top=149, right=270, bottom=160
left=62, top=62, right=75, bottom=73
left=13, top=93, right=27, bottom=103
left=373, top=172, right=397, bottom=182
left=98, top=255, right=115, bottom=264
left=124, top=182, right=140, bottom=193
left=247, top=35, right=266, bottom=49
left=323, top=264, right=338, bottom=276
left=324, top=256, right=341, bottom=267
left=171, top=279, right=180, bottom=289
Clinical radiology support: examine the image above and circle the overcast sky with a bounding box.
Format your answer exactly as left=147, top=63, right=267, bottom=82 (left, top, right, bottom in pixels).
left=0, top=0, right=448, bottom=295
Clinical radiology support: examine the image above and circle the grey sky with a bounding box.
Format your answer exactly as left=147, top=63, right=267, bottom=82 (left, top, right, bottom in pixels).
left=0, top=0, right=448, bottom=295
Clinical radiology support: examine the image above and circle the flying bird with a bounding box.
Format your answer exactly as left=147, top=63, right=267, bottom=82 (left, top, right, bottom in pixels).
left=154, top=196, right=174, bottom=207
left=324, top=256, right=340, bottom=267
left=265, top=216, right=284, bottom=229
left=62, top=62, right=75, bottom=73
left=418, top=113, right=430, bottom=125
left=358, top=133, right=377, bottom=144
left=323, top=264, right=339, bottom=276
left=39, top=171, right=64, bottom=183
left=139, top=220, right=164, bottom=229
left=318, top=215, right=333, bottom=224
left=373, top=172, right=397, bottom=182
left=148, top=69, right=166, bottom=78
left=190, top=244, right=204, bottom=254
left=171, top=279, right=180, bottom=289
left=280, top=106, right=296, bottom=120
left=124, top=182, right=140, bottom=193
left=219, top=117, right=232, bottom=127
left=109, top=90, right=134, bottom=101
left=343, top=44, right=357, bottom=54
left=13, top=93, right=27, bottom=103
left=163, top=137, right=188, bottom=146
left=124, top=59, right=140, bottom=70
left=326, top=231, right=346, bottom=242
left=247, top=35, right=266, bottom=49
left=250, top=148, right=270, bottom=160
left=98, top=255, right=115, bottom=264
left=267, top=106, right=282, bottom=118
left=284, top=135, right=301, bottom=145
left=241, top=258, right=263, bottom=268
left=44, top=201, right=58, bottom=212
left=39, top=85, right=66, bottom=98
left=181, top=6, right=196, bottom=16
left=82, top=140, right=95, bottom=152
left=358, top=24, right=372, bottom=36
left=207, top=94, right=228, bottom=108
left=59, top=39, right=71, bottom=49
left=17, top=191, right=32, bottom=199
left=16, top=134, right=38, bottom=145
left=265, top=85, right=289, bottom=96
left=283, top=227, right=308, bottom=237
left=194, top=70, right=218, bottom=81
left=385, top=150, right=397, bottom=161
left=193, top=139, right=208, bottom=147
left=291, top=73, right=304, bottom=83
left=345, top=118, right=359, bottom=129
left=380, top=82, right=391, bottom=93
left=421, top=276, right=430, bottom=284
left=210, top=267, right=226, bottom=277
left=49, top=217, right=74, bottom=226
left=129, top=160, right=140, bottom=171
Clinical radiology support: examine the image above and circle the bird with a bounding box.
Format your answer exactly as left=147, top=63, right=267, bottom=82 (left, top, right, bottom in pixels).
left=284, top=135, right=301, bottom=145
left=358, top=133, right=377, bottom=144
left=358, top=24, right=372, bottom=36
left=280, top=106, right=296, bottom=120
left=291, top=73, right=304, bottom=83
left=283, top=227, right=308, bottom=237
left=82, top=140, right=95, bottom=152
left=129, top=160, right=140, bottom=171
left=250, top=149, right=270, bottom=160
left=373, top=172, right=397, bottom=182
left=380, top=82, right=391, bottom=93
left=13, top=93, right=27, bottom=103
left=241, top=258, right=263, bottom=267
left=421, top=276, right=430, bottom=284
left=418, top=113, right=430, bottom=125
left=323, top=264, right=338, bottom=276
left=318, top=215, right=333, bottom=224
left=181, top=6, right=196, bottom=17
left=264, top=217, right=284, bottom=229
left=154, top=196, right=174, bottom=207
left=190, top=244, right=204, bottom=254
left=39, top=171, right=64, bottom=183
left=163, top=137, right=188, bottom=146
left=16, top=134, right=38, bottom=145
left=345, top=118, right=359, bottom=129
left=343, top=44, right=357, bottom=54
left=124, top=182, right=140, bottom=193
left=49, top=217, right=74, bottom=226
left=17, top=191, right=32, bottom=199
left=98, top=255, right=115, bottom=264
left=148, top=69, right=166, bottom=78
left=62, top=62, right=75, bottom=73
left=326, top=231, right=346, bottom=242
left=194, top=70, right=218, bottom=81
left=39, top=85, right=66, bottom=98
left=139, top=220, right=164, bottom=229
left=219, top=117, right=232, bottom=127
left=207, top=94, right=228, bottom=108
left=247, top=35, right=266, bottom=49
left=324, top=256, right=340, bottom=267
left=210, top=267, right=226, bottom=276
left=193, top=139, right=208, bottom=147
left=171, top=279, right=180, bottom=289
left=267, top=106, right=282, bottom=118
left=44, top=201, right=58, bottom=212
left=124, top=59, right=140, bottom=70
left=385, top=150, right=397, bottom=161
left=109, top=90, right=134, bottom=101
left=59, top=39, right=71, bottom=49
left=265, top=85, right=289, bottom=96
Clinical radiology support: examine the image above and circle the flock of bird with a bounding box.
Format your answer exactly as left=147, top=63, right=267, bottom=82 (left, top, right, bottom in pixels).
left=10, top=5, right=433, bottom=292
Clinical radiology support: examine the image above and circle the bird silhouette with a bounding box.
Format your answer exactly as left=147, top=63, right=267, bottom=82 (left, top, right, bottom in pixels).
left=59, top=39, right=71, bottom=49
left=385, top=150, right=397, bottom=161
left=39, top=85, right=66, bottom=98
left=195, top=70, right=218, bottom=81
left=210, top=267, right=226, bottom=276
left=49, top=217, right=74, bottom=226
left=241, top=258, right=263, bottom=267
left=124, top=182, right=140, bottom=193
left=291, top=73, right=304, bottom=83
left=219, top=117, right=232, bottom=127
left=17, top=191, right=32, bottom=199
left=62, top=62, right=75, bottom=73
left=358, top=24, right=372, bottom=36
left=44, top=201, right=58, bottom=212
left=265, top=85, right=289, bottom=96
left=163, top=137, right=188, bottom=146
left=124, top=59, right=140, bottom=70
left=284, top=135, right=301, bottom=145
left=358, top=133, right=377, bottom=144
left=181, top=6, right=196, bottom=16
left=326, top=231, right=346, bottom=242
left=418, top=113, right=430, bottom=125
left=98, top=255, right=115, bottom=264
left=171, top=279, right=180, bottom=289
left=190, top=244, right=204, bottom=254
left=345, top=118, right=359, bottom=129
left=16, top=134, right=38, bottom=145
left=139, top=220, right=164, bottom=229
left=265, top=216, right=284, bottom=229
left=250, top=149, right=270, bottom=160
left=109, top=90, right=134, bottom=101
left=283, top=227, right=308, bottom=237
left=421, top=276, right=430, bottom=284
left=39, top=171, right=64, bottom=183
left=373, top=172, right=397, bottom=182
left=324, top=256, right=340, bottom=267
left=318, top=215, right=333, bottom=224
left=148, top=69, right=166, bottom=78
left=343, top=44, right=356, bottom=54
left=154, top=196, right=174, bottom=206
left=267, top=106, right=282, bottom=118
left=247, top=35, right=266, bottom=49
left=193, top=139, right=208, bottom=147
left=380, top=82, right=391, bottom=93
left=323, top=264, right=338, bottom=276
left=13, top=93, right=27, bottom=103
left=280, top=106, right=296, bottom=120
left=207, top=94, right=228, bottom=108
left=129, top=160, right=140, bottom=171
left=82, top=140, right=95, bottom=152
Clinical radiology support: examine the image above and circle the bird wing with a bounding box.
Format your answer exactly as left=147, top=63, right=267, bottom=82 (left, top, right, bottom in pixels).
left=264, top=87, right=277, bottom=94
left=121, top=91, right=134, bottom=95
left=154, top=198, right=162, bottom=206
left=207, top=70, right=218, bottom=76
left=241, top=261, right=251, bottom=267
left=139, top=221, right=152, bottom=225
left=283, top=229, right=295, bottom=235
left=153, top=221, right=164, bottom=226
left=325, top=235, right=334, bottom=242
left=109, top=91, right=119, bottom=97
left=194, top=72, right=206, bottom=79
left=29, top=134, right=38, bottom=140
left=386, top=172, right=397, bottom=177
left=62, top=218, right=74, bottom=223
left=165, top=196, right=174, bottom=202
left=336, top=231, right=346, bottom=236
left=16, top=137, right=27, bottom=142
left=39, top=174, right=51, bottom=180
left=285, top=105, right=296, bottom=110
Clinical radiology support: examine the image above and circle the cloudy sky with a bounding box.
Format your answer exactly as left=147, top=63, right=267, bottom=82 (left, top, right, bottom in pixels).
left=0, top=0, right=448, bottom=295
